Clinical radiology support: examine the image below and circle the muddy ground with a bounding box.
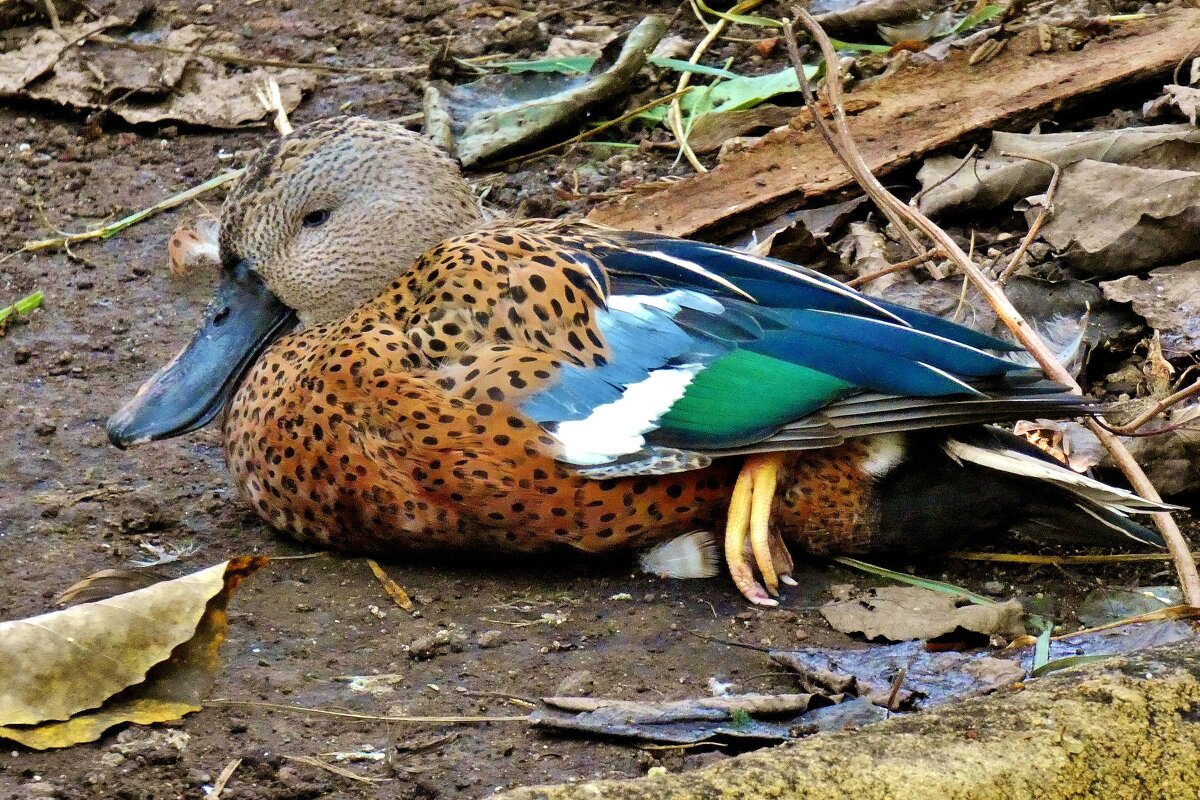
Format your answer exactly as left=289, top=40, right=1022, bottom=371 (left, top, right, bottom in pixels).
left=1, top=1, right=1195, bottom=798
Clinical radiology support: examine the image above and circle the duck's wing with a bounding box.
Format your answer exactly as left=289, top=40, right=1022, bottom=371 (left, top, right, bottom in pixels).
left=411, top=224, right=1087, bottom=476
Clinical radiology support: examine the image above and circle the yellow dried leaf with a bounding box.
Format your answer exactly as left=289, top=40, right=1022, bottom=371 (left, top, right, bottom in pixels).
left=0, top=700, right=199, bottom=750
left=0, top=557, right=266, bottom=749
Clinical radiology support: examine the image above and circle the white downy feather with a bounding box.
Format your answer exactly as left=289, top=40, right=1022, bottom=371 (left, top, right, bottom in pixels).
left=639, top=531, right=720, bottom=579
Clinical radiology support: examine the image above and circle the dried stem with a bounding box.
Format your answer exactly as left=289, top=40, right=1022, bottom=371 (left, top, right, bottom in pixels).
left=13, top=170, right=243, bottom=257
left=782, top=25, right=925, bottom=260
left=846, top=248, right=942, bottom=288
left=1103, top=380, right=1200, bottom=435
left=42, top=0, right=62, bottom=32
left=208, top=759, right=243, bottom=800
left=206, top=699, right=525, bottom=723
left=950, top=551, right=1196, bottom=565
left=996, top=152, right=1061, bottom=284
left=490, top=89, right=690, bottom=167
left=670, top=0, right=768, bottom=172
left=89, top=33, right=424, bottom=75
left=784, top=7, right=1200, bottom=605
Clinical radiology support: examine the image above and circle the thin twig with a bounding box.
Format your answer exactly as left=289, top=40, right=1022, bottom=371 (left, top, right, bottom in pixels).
left=1054, top=604, right=1200, bottom=639
left=884, top=667, right=907, bottom=713
left=254, top=75, right=294, bottom=136
left=670, top=0, right=767, bottom=172
left=948, top=551, right=1197, bottom=565
left=42, top=0, right=62, bottom=32
left=846, top=248, right=942, bottom=288
left=784, top=6, right=1200, bottom=606
left=89, top=33, right=425, bottom=75
left=15, top=170, right=243, bottom=256
left=996, top=152, right=1061, bottom=284
left=283, top=755, right=389, bottom=784
left=781, top=23, right=925, bottom=260
left=490, top=89, right=691, bottom=167
left=1103, top=380, right=1200, bottom=435
left=208, top=758, right=242, bottom=800
left=908, top=144, right=979, bottom=209
left=1095, top=414, right=1200, bottom=438
left=205, top=699, right=525, bottom=723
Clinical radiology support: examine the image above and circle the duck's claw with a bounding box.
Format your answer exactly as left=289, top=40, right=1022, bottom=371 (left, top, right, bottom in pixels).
left=724, top=453, right=793, bottom=605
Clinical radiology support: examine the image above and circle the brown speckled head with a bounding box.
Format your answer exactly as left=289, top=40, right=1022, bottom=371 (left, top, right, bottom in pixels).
left=220, top=116, right=484, bottom=325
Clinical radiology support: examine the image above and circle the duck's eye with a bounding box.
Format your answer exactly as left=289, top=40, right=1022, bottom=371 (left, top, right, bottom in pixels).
left=302, top=209, right=330, bottom=228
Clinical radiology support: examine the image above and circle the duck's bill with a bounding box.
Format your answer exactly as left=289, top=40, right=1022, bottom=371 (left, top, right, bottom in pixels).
left=107, top=269, right=296, bottom=449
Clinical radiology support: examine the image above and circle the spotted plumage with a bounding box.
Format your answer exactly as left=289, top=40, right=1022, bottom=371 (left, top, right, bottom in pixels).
left=109, top=117, right=1173, bottom=605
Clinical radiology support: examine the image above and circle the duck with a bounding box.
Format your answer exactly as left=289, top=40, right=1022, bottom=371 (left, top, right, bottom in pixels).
left=108, top=116, right=1170, bottom=606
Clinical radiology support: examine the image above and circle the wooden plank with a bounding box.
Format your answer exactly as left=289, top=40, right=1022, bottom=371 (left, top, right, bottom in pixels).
left=587, top=9, right=1200, bottom=238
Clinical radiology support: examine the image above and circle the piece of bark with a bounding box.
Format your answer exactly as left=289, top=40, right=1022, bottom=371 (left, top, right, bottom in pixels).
left=499, top=639, right=1200, bottom=800
left=587, top=8, right=1200, bottom=239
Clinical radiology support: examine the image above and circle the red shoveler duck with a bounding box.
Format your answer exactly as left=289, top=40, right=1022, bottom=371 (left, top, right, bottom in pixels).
left=108, top=117, right=1169, bottom=605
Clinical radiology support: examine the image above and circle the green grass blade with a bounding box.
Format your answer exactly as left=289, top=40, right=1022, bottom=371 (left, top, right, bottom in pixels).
left=833, top=557, right=996, bottom=605
left=1032, top=626, right=1052, bottom=671
left=1030, top=653, right=1114, bottom=678
left=951, top=3, right=1006, bottom=33
left=0, top=290, right=44, bottom=325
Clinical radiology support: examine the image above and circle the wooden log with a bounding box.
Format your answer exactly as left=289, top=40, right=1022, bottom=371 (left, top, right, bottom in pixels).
left=588, top=8, right=1200, bottom=240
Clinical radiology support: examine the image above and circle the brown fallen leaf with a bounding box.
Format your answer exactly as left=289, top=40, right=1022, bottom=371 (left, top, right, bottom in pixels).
left=0, top=18, right=121, bottom=94
left=366, top=559, right=414, bottom=612
left=1033, top=160, right=1200, bottom=276
left=820, top=586, right=1026, bottom=642
left=1101, top=260, right=1200, bottom=357
left=686, top=105, right=796, bottom=155
left=0, top=19, right=313, bottom=128
left=0, top=557, right=266, bottom=749
left=916, top=124, right=1200, bottom=216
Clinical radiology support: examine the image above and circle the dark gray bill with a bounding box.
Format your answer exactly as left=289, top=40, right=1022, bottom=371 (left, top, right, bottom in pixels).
left=107, top=266, right=296, bottom=448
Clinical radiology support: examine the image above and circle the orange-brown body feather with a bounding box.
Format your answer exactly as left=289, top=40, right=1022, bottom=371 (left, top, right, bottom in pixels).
left=223, top=223, right=875, bottom=556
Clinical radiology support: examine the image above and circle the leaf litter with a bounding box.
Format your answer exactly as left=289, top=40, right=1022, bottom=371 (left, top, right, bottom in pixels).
left=0, top=17, right=313, bottom=127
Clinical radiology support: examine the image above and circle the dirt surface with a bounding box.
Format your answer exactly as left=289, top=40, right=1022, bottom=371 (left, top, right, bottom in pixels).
left=0, top=1, right=1195, bottom=798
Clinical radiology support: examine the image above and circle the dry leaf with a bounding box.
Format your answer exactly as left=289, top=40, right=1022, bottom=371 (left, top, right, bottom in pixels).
left=838, top=221, right=893, bottom=289
left=0, top=18, right=121, bottom=94
left=686, top=105, right=796, bottom=154
left=1159, top=84, right=1200, bottom=125
left=1101, top=260, right=1200, bottom=356
left=820, top=586, right=1026, bottom=642
left=0, top=557, right=266, bottom=749
left=1034, top=160, right=1200, bottom=276
left=109, top=68, right=314, bottom=128
left=0, top=20, right=313, bottom=128
left=917, top=125, right=1200, bottom=216
left=736, top=196, right=867, bottom=259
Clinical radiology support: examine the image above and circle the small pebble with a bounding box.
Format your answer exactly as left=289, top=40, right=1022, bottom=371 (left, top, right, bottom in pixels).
left=476, top=629, right=505, bottom=649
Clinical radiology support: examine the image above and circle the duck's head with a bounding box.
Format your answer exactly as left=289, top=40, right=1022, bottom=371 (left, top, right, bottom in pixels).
left=107, top=116, right=484, bottom=448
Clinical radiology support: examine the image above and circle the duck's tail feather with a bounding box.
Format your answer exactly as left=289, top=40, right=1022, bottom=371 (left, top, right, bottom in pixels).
left=942, top=427, right=1175, bottom=548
